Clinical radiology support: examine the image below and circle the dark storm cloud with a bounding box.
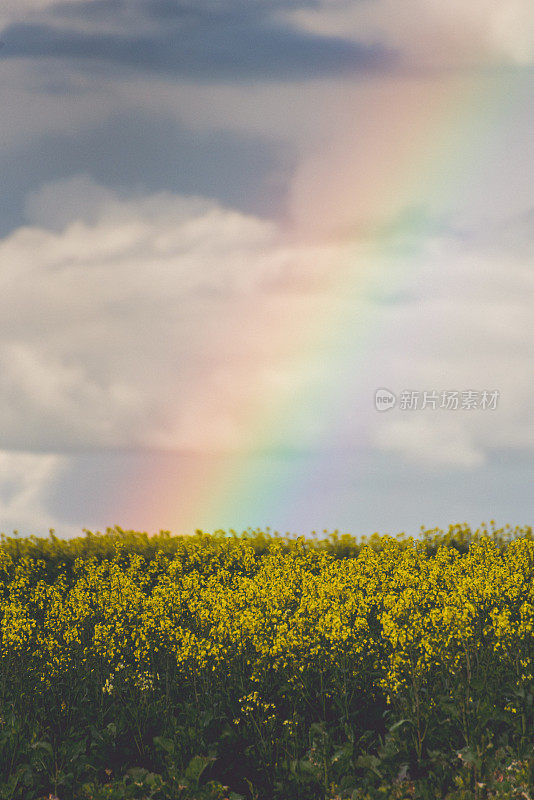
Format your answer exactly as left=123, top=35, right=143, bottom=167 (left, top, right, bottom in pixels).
left=0, top=15, right=395, bottom=82
left=0, top=111, right=295, bottom=236
left=51, top=0, right=329, bottom=23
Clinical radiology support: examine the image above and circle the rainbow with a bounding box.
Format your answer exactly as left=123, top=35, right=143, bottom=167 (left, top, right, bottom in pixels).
left=113, top=67, right=526, bottom=536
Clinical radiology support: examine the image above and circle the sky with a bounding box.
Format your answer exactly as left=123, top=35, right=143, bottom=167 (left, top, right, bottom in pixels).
left=1, top=0, right=533, bottom=538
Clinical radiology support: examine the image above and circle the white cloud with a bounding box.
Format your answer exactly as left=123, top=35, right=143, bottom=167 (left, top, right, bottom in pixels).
left=0, top=450, right=76, bottom=536
left=0, top=175, right=360, bottom=452
left=285, top=0, right=534, bottom=67
left=373, top=415, right=485, bottom=469
left=1, top=174, right=534, bottom=470
left=364, top=225, right=534, bottom=468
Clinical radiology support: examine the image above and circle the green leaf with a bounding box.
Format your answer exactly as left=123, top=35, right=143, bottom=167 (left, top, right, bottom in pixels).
left=356, top=754, right=379, bottom=769
left=185, top=755, right=214, bottom=784
left=127, top=766, right=149, bottom=782
left=31, top=740, right=53, bottom=756
left=299, top=759, right=318, bottom=774
left=106, top=722, right=117, bottom=738
left=355, top=754, right=382, bottom=778
left=389, top=718, right=411, bottom=732
left=339, top=774, right=357, bottom=791
left=154, top=735, right=175, bottom=755
left=331, top=743, right=352, bottom=764
left=457, top=747, right=481, bottom=768
left=145, top=772, right=161, bottom=788
left=309, top=722, right=325, bottom=735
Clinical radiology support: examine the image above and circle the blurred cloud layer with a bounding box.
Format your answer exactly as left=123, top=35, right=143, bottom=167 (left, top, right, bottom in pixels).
left=0, top=0, right=533, bottom=535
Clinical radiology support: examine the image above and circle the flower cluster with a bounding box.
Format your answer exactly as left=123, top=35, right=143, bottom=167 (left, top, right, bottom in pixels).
left=0, top=524, right=533, bottom=797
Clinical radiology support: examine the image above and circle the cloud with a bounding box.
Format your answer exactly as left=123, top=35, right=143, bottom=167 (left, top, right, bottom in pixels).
left=0, top=450, right=76, bottom=536
left=0, top=175, right=354, bottom=452
left=3, top=0, right=533, bottom=78
left=285, top=0, right=534, bottom=67
left=0, top=109, right=293, bottom=237
left=0, top=16, right=394, bottom=82
left=363, top=220, right=534, bottom=468
left=1, top=174, right=534, bottom=470
left=373, top=415, right=485, bottom=469
left=287, top=69, right=534, bottom=239
left=0, top=0, right=329, bottom=46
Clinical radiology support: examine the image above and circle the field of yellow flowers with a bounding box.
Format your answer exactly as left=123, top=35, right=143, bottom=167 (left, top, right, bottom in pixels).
left=0, top=523, right=533, bottom=800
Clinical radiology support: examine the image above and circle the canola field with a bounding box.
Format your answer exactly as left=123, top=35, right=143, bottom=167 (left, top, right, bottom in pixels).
left=0, top=524, right=533, bottom=800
